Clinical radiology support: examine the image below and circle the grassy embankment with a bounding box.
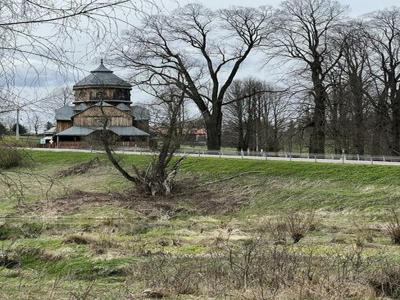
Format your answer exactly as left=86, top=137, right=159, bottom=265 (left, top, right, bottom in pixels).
left=0, top=150, right=400, bottom=299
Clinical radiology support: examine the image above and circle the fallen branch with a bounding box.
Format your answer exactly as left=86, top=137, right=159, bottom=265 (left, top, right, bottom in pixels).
left=56, top=157, right=100, bottom=178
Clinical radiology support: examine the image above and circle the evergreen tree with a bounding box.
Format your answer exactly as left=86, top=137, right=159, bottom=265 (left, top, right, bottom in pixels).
left=11, top=123, right=28, bottom=135
left=0, top=122, right=7, bottom=136
left=45, top=121, right=53, bottom=130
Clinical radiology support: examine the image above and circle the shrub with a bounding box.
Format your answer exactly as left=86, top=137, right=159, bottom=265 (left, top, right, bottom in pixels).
left=285, top=212, right=315, bottom=243
left=385, top=210, right=400, bottom=244
left=133, top=237, right=376, bottom=299
left=258, top=213, right=316, bottom=244
left=368, top=263, right=400, bottom=298
left=258, top=220, right=287, bottom=244
left=0, top=146, right=23, bottom=169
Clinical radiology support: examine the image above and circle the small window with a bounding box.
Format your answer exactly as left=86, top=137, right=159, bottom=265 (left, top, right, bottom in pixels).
left=96, top=91, right=104, bottom=99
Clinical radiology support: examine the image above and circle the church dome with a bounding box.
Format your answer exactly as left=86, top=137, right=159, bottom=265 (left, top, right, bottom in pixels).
left=73, top=60, right=131, bottom=89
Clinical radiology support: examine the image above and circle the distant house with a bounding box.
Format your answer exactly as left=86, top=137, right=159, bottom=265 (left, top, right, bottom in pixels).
left=55, top=60, right=150, bottom=148
left=190, top=128, right=207, bottom=143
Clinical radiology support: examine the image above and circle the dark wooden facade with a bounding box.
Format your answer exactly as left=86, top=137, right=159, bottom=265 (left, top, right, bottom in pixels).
left=55, top=61, right=150, bottom=147
left=73, top=106, right=133, bottom=127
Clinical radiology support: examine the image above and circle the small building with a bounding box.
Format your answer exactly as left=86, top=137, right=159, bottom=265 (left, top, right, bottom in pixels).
left=55, top=60, right=150, bottom=148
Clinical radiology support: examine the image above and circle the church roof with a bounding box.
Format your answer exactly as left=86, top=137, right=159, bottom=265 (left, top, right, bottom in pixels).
left=116, top=103, right=131, bottom=111
left=56, top=126, right=149, bottom=137
left=55, top=104, right=150, bottom=121
left=55, top=105, right=74, bottom=121
left=109, top=126, right=149, bottom=137
left=56, top=126, right=94, bottom=136
left=73, top=60, right=132, bottom=89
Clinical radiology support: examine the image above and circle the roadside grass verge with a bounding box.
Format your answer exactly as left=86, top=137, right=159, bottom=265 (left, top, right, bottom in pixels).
left=28, top=150, right=400, bottom=185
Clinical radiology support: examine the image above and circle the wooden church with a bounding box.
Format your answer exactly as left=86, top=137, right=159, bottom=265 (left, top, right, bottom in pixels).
left=55, top=60, right=150, bottom=148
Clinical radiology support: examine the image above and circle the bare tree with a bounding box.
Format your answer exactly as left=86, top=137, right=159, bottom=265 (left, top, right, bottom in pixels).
left=224, top=78, right=290, bottom=152
left=0, top=0, right=152, bottom=203
left=273, top=0, right=347, bottom=154
left=32, top=114, right=41, bottom=135
left=0, top=0, right=137, bottom=115
left=341, top=22, right=370, bottom=155
left=324, top=22, right=371, bottom=155
left=113, top=4, right=275, bottom=150
left=99, top=86, right=186, bottom=196
left=366, top=8, right=400, bottom=155
left=47, top=86, right=74, bottom=107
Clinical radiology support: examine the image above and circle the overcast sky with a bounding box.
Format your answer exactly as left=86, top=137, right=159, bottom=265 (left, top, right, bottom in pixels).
left=21, top=0, right=400, bottom=87
left=184, top=0, right=398, bottom=15
left=86, top=0, right=400, bottom=85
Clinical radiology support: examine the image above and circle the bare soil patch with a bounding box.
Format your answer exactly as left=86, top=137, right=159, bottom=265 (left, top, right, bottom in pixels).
left=18, top=179, right=253, bottom=217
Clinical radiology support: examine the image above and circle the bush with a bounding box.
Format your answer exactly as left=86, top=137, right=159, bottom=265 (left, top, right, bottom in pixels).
left=0, top=146, right=23, bottom=169
left=385, top=210, right=400, bottom=244
left=285, top=212, right=315, bottom=243
left=133, top=236, right=377, bottom=299
left=368, top=263, right=400, bottom=298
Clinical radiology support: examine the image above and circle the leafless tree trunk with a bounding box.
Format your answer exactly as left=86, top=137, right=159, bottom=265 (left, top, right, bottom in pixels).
left=273, top=0, right=347, bottom=154
left=366, top=8, right=400, bottom=155
left=99, top=86, right=186, bottom=196
left=112, top=4, right=275, bottom=150
left=341, top=22, right=370, bottom=155
left=224, top=78, right=290, bottom=152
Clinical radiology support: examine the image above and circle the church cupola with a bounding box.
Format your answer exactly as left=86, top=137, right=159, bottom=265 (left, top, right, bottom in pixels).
left=73, top=60, right=132, bottom=105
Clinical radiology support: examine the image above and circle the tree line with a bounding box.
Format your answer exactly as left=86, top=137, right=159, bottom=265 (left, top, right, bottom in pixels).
left=2, top=0, right=400, bottom=156
left=111, top=0, right=400, bottom=156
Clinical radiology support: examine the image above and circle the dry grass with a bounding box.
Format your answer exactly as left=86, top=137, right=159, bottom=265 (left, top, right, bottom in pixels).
left=3, top=152, right=400, bottom=298
left=129, top=234, right=399, bottom=300
left=0, top=146, right=23, bottom=169
left=385, top=209, right=400, bottom=244
left=285, top=212, right=315, bottom=243
left=19, top=178, right=253, bottom=218
left=56, top=157, right=100, bottom=178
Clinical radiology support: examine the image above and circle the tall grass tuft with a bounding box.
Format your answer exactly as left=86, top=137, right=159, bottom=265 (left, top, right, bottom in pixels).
left=0, top=146, right=23, bottom=169
left=385, top=209, right=400, bottom=244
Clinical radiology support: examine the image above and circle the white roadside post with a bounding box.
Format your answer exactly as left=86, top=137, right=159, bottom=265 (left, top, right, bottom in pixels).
left=342, top=149, right=345, bottom=164
left=16, top=108, right=20, bottom=140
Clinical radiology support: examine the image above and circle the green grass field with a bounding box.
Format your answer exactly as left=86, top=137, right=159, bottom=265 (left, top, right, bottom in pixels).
left=1, top=150, right=400, bottom=299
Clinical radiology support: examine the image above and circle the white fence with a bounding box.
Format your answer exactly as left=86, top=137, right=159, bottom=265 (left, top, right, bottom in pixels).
left=118, top=147, right=400, bottom=165
left=28, top=147, right=400, bottom=166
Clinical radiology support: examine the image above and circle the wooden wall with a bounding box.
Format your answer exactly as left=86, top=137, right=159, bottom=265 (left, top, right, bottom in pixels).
left=74, top=106, right=133, bottom=127
left=56, top=120, right=73, bottom=133
left=74, top=87, right=130, bottom=102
